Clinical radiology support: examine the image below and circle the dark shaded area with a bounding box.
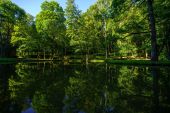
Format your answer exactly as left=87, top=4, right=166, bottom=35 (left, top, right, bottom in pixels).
left=0, top=64, right=21, bottom=113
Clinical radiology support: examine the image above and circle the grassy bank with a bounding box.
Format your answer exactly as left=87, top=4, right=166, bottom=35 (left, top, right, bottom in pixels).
left=0, top=56, right=105, bottom=63
left=0, top=58, right=17, bottom=62
left=106, top=59, right=170, bottom=66
left=1, top=57, right=170, bottom=66
left=0, top=58, right=18, bottom=64
left=0, top=58, right=55, bottom=63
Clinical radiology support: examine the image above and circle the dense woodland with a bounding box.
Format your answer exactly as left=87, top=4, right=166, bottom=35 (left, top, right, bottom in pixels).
left=0, top=0, right=170, bottom=61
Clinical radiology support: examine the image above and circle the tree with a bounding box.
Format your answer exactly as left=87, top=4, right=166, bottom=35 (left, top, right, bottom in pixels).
left=75, top=12, right=98, bottom=63
left=36, top=1, right=66, bottom=59
left=11, top=14, right=39, bottom=58
left=0, top=0, right=25, bottom=57
left=146, top=0, right=158, bottom=61
left=131, top=0, right=163, bottom=60
left=154, top=0, right=170, bottom=60
left=95, top=0, right=112, bottom=59
left=65, top=0, right=81, bottom=54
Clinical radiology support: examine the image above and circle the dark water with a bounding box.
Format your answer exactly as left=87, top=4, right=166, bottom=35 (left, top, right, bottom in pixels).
left=0, top=62, right=170, bottom=113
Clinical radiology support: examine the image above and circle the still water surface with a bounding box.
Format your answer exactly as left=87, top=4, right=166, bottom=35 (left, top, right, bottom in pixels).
left=0, top=62, right=170, bottom=113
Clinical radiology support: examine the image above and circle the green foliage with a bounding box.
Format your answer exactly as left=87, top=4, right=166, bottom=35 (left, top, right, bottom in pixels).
left=1, top=0, right=170, bottom=61
left=36, top=1, right=66, bottom=56
left=154, top=0, right=170, bottom=60
left=65, top=0, right=82, bottom=54
left=0, top=0, right=26, bottom=57
left=65, top=0, right=81, bottom=29
left=10, top=13, right=43, bottom=58
left=2, top=61, right=170, bottom=112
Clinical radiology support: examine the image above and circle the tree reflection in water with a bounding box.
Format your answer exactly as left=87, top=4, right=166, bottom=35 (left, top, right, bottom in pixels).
left=0, top=62, right=170, bottom=113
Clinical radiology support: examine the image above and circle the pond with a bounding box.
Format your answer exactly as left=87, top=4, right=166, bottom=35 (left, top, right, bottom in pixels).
left=0, top=62, right=170, bottom=113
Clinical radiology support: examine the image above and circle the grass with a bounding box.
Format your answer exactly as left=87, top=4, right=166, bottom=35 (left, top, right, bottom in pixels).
left=0, top=58, right=18, bottom=64
left=1, top=57, right=170, bottom=66
left=0, top=58, right=17, bottom=62
left=90, top=59, right=105, bottom=63
left=106, top=59, right=170, bottom=66
left=0, top=58, right=55, bottom=63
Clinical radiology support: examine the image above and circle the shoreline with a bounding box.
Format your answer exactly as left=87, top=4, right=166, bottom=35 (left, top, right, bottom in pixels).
left=1, top=58, right=170, bottom=66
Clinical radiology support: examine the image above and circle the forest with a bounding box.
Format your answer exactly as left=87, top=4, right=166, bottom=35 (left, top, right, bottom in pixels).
left=1, top=0, right=170, bottom=112
left=0, top=0, right=170, bottom=62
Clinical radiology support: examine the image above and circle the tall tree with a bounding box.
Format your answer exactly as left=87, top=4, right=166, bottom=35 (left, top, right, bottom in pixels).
left=147, top=0, right=158, bottom=61
left=65, top=0, right=81, bottom=54
left=96, top=0, right=112, bottom=59
left=154, top=0, right=170, bottom=60
left=36, top=1, right=66, bottom=59
left=11, top=14, right=39, bottom=58
left=0, top=0, right=25, bottom=57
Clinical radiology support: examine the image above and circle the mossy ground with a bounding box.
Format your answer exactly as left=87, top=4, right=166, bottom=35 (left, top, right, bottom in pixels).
left=106, top=59, right=170, bottom=66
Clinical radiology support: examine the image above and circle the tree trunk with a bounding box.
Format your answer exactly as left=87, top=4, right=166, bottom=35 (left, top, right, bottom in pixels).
left=147, top=0, right=158, bottom=61
left=86, top=49, right=89, bottom=64
left=43, top=49, right=45, bottom=59
left=104, top=19, right=108, bottom=59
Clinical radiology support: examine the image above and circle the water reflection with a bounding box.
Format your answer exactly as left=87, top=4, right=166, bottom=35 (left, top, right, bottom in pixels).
left=0, top=64, right=22, bottom=113
left=0, top=62, right=170, bottom=113
left=21, top=98, right=36, bottom=113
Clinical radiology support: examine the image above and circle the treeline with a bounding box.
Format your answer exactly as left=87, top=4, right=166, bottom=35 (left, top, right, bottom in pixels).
left=0, top=0, right=170, bottom=61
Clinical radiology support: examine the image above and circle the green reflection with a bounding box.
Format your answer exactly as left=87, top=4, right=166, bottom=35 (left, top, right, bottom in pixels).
left=1, top=63, right=170, bottom=113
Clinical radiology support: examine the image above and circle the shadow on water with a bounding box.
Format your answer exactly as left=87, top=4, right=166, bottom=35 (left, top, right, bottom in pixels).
left=151, top=67, right=159, bottom=113
left=0, top=64, right=22, bottom=113
left=0, top=62, right=170, bottom=113
left=151, top=67, right=170, bottom=113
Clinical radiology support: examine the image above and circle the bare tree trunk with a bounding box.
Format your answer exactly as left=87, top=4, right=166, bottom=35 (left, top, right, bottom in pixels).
left=43, top=49, right=45, bottom=59
left=147, top=0, right=158, bottom=61
left=86, top=49, right=89, bottom=64
left=104, top=20, right=108, bottom=59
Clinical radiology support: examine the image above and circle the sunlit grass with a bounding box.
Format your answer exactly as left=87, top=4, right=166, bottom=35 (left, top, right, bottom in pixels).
left=90, top=59, right=105, bottom=63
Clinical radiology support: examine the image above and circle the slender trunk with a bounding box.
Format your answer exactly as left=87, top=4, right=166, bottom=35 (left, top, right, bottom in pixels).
left=105, top=42, right=108, bottom=59
left=43, top=49, right=45, bottom=59
left=86, top=49, right=89, bottom=64
left=145, top=50, right=148, bottom=59
left=43, top=62, right=46, bottom=73
left=52, top=49, right=54, bottom=60
left=147, top=0, right=158, bottom=61
left=104, top=19, right=108, bottom=59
